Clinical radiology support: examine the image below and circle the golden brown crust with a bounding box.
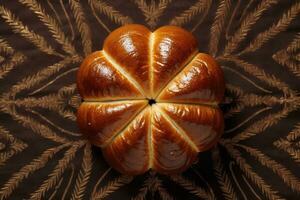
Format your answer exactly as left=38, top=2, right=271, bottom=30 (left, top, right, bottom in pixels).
left=102, top=108, right=150, bottom=175
left=103, top=24, right=151, bottom=95
left=77, top=51, right=143, bottom=100
left=151, top=107, right=198, bottom=174
left=76, top=101, right=147, bottom=146
left=158, top=103, right=224, bottom=151
left=151, top=26, right=198, bottom=96
left=158, top=53, right=225, bottom=104
left=77, top=25, right=225, bottom=175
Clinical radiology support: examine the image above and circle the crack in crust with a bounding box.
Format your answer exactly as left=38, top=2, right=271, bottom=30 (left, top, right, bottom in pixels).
left=149, top=32, right=154, bottom=97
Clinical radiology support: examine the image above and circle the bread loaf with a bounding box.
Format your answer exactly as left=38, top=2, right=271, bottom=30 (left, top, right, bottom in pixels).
left=77, top=24, right=225, bottom=175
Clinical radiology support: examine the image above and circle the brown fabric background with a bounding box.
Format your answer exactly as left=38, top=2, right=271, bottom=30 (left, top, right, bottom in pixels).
left=0, top=0, right=300, bottom=199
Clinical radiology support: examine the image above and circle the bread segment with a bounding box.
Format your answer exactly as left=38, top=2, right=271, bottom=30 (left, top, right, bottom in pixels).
left=77, top=51, right=143, bottom=100
left=151, top=106, right=198, bottom=174
left=77, top=100, right=147, bottom=147
left=102, top=108, right=150, bottom=175
left=151, top=26, right=198, bottom=97
left=158, top=103, right=224, bottom=151
left=158, top=53, right=225, bottom=104
left=103, top=24, right=151, bottom=95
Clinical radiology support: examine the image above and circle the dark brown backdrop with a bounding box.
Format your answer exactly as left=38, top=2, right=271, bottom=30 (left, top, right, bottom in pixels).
left=0, top=0, right=300, bottom=199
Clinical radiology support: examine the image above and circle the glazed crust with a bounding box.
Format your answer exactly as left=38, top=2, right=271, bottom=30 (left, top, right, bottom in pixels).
left=77, top=24, right=225, bottom=175
left=151, top=26, right=198, bottom=96
left=103, top=24, right=151, bottom=96
left=77, top=100, right=147, bottom=147
left=158, top=103, right=224, bottom=151
left=102, top=108, right=151, bottom=175
left=151, top=106, right=198, bottom=174
left=157, top=53, right=225, bottom=104
left=77, top=51, right=143, bottom=100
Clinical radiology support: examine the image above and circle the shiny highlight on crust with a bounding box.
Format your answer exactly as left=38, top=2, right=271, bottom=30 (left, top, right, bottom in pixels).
left=154, top=49, right=199, bottom=98
left=154, top=105, right=199, bottom=152
left=102, top=50, right=146, bottom=97
left=77, top=24, right=225, bottom=175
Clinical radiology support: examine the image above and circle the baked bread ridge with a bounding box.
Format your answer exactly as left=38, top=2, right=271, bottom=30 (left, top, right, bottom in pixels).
left=77, top=24, right=225, bottom=175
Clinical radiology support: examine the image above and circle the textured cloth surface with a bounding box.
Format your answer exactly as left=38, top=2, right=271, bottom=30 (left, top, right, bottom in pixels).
left=0, top=0, right=300, bottom=199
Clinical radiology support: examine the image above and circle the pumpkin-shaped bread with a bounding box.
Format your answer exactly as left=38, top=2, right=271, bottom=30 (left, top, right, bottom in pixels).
left=77, top=24, right=225, bottom=175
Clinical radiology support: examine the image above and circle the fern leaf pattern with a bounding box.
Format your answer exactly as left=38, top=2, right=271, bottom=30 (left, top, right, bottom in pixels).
left=0, top=0, right=300, bottom=199
left=237, top=144, right=300, bottom=193
left=19, top=0, right=77, bottom=55
left=274, top=123, right=300, bottom=164
left=273, top=32, right=300, bottom=77
left=135, top=0, right=172, bottom=29
left=170, top=175, right=213, bottom=199
left=223, top=0, right=278, bottom=55
left=0, top=6, right=60, bottom=57
left=69, top=0, right=92, bottom=56
left=209, top=0, right=232, bottom=56
left=213, top=150, right=239, bottom=200
left=70, top=144, right=92, bottom=200
left=90, top=0, right=133, bottom=25
left=30, top=141, right=84, bottom=200
left=0, top=144, right=68, bottom=200
left=92, top=175, right=134, bottom=199
left=224, top=143, right=283, bottom=200
left=242, top=1, right=300, bottom=54
left=169, top=0, right=211, bottom=27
